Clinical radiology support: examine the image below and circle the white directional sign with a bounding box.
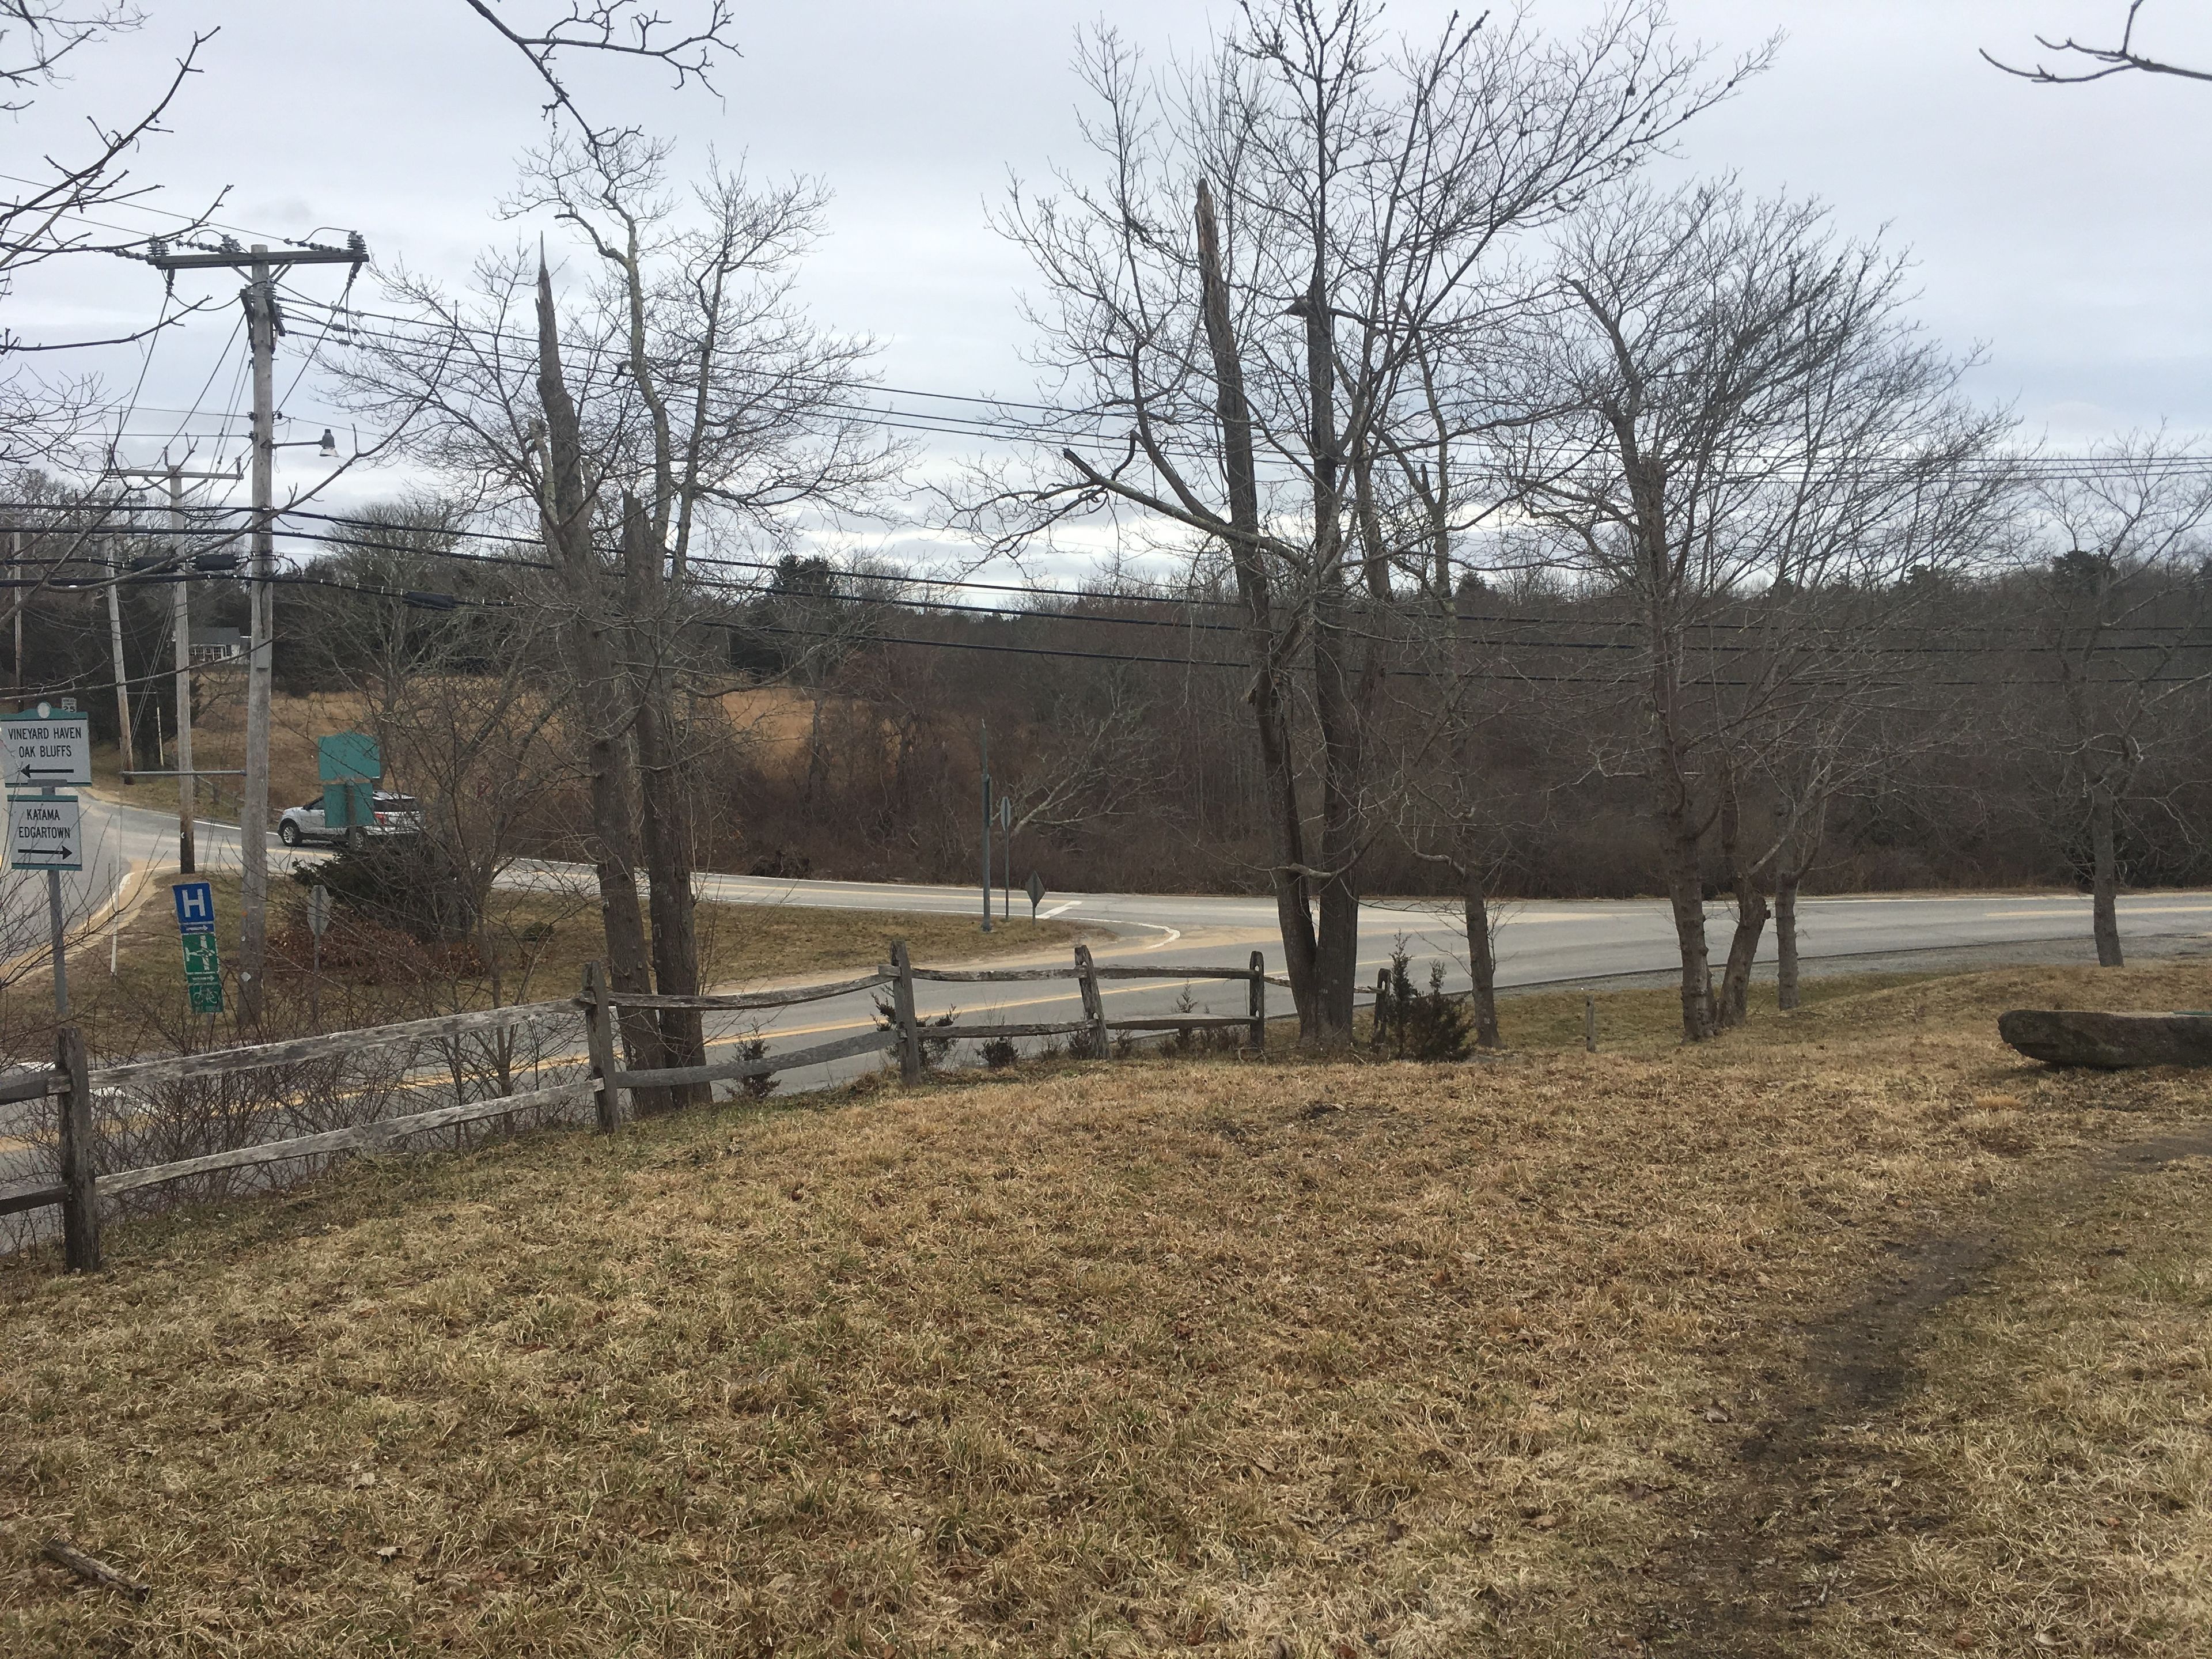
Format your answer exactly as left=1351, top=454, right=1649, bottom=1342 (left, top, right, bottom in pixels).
left=9, top=792, right=82, bottom=871
left=0, top=707, right=92, bottom=788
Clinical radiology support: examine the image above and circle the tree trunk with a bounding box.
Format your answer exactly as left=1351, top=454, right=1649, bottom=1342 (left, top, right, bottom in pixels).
left=1309, top=593, right=1362, bottom=1051
left=2089, top=781, right=2124, bottom=967
left=535, top=263, right=666, bottom=1112
left=1717, top=880, right=1769, bottom=1029
left=1464, top=864, right=1501, bottom=1049
left=802, top=685, right=828, bottom=807
left=1657, top=786, right=1714, bottom=1043
left=1775, top=868, right=1801, bottom=1011
left=624, top=495, right=706, bottom=1110
left=1301, top=246, right=1362, bottom=1052
left=1714, top=768, right=1768, bottom=1029
left=1194, top=180, right=1320, bottom=1031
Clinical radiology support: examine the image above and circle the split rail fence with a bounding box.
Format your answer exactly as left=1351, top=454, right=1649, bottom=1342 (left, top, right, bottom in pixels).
left=0, top=942, right=1271, bottom=1272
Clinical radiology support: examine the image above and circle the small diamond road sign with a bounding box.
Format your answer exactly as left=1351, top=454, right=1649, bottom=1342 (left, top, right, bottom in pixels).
left=7, top=793, right=81, bottom=871
left=0, top=706, right=91, bottom=787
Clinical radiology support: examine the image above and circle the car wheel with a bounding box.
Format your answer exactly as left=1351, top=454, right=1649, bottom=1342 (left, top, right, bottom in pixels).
left=278, top=820, right=301, bottom=846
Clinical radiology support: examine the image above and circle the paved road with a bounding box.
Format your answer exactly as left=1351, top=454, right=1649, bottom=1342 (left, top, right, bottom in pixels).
left=5, top=794, right=2212, bottom=1219
left=32, top=795, right=2212, bottom=1092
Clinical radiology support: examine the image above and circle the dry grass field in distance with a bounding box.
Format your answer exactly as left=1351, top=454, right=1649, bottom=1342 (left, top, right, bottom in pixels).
left=2, top=963, right=2208, bottom=1655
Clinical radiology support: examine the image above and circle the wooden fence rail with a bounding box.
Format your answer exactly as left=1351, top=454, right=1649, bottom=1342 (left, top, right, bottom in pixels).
left=7, top=940, right=1275, bottom=1274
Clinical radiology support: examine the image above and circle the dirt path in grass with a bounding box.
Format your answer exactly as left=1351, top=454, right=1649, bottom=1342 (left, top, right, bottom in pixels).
left=1642, top=1120, right=2212, bottom=1654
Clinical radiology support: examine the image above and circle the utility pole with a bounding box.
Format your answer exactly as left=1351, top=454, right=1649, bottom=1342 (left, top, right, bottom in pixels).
left=111, top=459, right=237, bottom=873
left=240, top=245, right=275, bottom=1023
left=145, top=234, right=365, bottom=1024
left=105, top=513, right=136, bottom=782
left=980, top=719, right=992, bottom=934
left=7, top=527, right=19, bottom=707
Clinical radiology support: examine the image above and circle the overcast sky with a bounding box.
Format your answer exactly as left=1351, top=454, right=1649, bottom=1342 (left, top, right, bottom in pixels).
left=13, top=1, right=2212, bottom=525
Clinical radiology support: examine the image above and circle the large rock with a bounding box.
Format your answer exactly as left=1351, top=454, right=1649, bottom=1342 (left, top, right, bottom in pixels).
left=1998, top=1009, right=2212, bottom=1070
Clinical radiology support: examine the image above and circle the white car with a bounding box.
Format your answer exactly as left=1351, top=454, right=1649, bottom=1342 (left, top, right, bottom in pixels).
left=276, top=791, right=424, bottom=846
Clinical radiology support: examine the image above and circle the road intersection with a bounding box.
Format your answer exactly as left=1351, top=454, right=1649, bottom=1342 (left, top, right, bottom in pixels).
left=17, top=794, right=2212, bottom=1099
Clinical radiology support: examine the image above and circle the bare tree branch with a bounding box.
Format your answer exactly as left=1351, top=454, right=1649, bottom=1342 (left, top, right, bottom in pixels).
left=1984, top=2, right=2212, bottom=86
left=460, top=0, right=738, bottom=142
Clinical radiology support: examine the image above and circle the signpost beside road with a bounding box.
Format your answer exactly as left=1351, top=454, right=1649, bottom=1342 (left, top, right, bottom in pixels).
left=306, top=884, right=330, bottom=1028
left=5, top=703, right=92, bottom=1016
left=7, top=793, right=81, bottom=871
left=318, top=731, right=380, bottom=834
left=172, top=878, right=224, bottom=1016
left=0, top=707, right=91, bottom=789
left=1027, top=871, right=1046, bottom=923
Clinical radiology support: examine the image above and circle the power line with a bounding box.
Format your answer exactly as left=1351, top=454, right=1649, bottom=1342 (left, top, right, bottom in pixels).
left=9, top=501, right=2210, bottom=652
left=294, top=298, right=2212, bottom=487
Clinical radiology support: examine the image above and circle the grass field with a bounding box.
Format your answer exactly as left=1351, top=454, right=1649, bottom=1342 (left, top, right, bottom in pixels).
left=2, top=963, right=2208, bottom=1654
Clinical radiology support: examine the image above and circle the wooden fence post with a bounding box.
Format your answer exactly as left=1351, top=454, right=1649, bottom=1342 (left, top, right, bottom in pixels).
left=56, top=1025, right=100, bottom=1272
left=889, top=940, right=923, bottom=1085
left=582, top=961, right=623, bottom=1131
left=1074, top=944, right=1109, bottom=1059
left=1247, top=950, right=1265, bottom=1054
left=1371, top=967, right=1392, bottom=1054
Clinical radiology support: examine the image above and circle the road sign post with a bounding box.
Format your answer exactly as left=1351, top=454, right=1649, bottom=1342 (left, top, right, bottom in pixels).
left=6, top=707, right=89, bottom=1020
left=172, top=878, right=224, bottom=1017
left=1026, top=871, right=1046, bottom=923
left=1000, top=794, right=1013, bottom=920
left=8, top=793, right=83, bottom=871
left=306, top=883, right=330, bottom=1028
left=0, top=706, right=92, bottom=790
left=318, top=731, right=380, bottom=850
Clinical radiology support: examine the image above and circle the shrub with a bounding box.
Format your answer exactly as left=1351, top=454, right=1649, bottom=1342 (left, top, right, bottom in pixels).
left=1375, top=944, right=1472, bottom=1062
left=731, top=1034, right=779, bottom=1101
left=873, top=995, right=959, bottom=1070
left=295, top=834, right=481, bottom=945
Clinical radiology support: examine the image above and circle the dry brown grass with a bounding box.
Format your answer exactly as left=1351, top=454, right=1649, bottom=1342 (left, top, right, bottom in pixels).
left=2, top=963, right=2209, bottom=1655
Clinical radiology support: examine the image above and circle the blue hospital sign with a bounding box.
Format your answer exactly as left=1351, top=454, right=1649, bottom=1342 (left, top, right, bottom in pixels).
left=172, top=880, right=216, bottom=934
left=172, top=880, right=224, bottom=1014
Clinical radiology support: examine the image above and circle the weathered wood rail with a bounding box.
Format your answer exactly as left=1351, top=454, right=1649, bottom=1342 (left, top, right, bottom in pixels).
left=5, top=940, right=1274, bottom=1273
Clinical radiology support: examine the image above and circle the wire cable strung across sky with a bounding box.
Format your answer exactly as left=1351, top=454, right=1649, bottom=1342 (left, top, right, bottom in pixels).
left=276, top=294, right=2212, bottom=487
left=5, top=499, right=2211, bottom=652
left=39, top=184, right=2212, bottom=493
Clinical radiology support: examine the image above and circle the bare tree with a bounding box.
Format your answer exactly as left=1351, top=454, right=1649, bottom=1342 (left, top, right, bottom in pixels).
left=284, top=501, right=578, bottom=1007
left=532, top=259, right=669, bottom=1104
left=336, top=130, right=894, bottom=1106
left=999, top=672, right=1158, bottom=843
left=1, top=4, right=217, bottom=466
left=972, top=0, right=1752, bottom=1047
left=2010, top=437, right=2212, bottom=966
left=505, top=134, right=899, bottom=1099
left=1985, top=2, right=2212, bottom=86
left=1507, top=181, right=2008, bottom=1040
